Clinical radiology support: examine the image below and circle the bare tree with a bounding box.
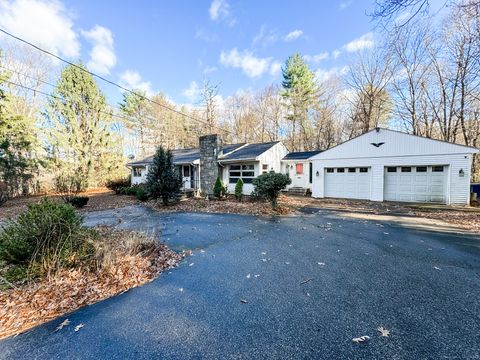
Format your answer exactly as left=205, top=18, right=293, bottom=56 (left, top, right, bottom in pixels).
left=346, top=49, right=394, bottom=137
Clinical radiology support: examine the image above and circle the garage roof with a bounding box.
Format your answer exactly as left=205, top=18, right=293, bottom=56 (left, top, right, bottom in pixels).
left=282, top=150, right=322, bottom=160
left=311, top=128, right=479, bottom=160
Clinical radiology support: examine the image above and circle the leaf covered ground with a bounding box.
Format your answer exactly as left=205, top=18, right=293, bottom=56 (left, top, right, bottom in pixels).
left=0, top=229, right=183, bottom=339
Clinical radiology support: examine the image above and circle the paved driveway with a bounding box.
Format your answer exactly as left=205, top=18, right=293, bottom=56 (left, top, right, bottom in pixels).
left=2, top=205, right=480, bottom=359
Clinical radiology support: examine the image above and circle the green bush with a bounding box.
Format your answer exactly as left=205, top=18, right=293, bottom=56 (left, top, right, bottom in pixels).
left=135, top=186, right=148, bottom=201
left=252, top=171, right=291, bottom=209
left=66, top=196, right=89, bottom=208
left=106, top=177, right=131, bottom=194
left=0, top=182, right=8, bottom=206
left=0, top=199, right=92, bottom=274
left=234, top=178, right=244, bottom=201
left=213, top=177, right=227, bottom=198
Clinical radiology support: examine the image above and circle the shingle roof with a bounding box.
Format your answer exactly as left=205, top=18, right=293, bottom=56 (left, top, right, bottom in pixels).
left=127, top=143, right=248, bottom=167
left=219, top=141, right=280, bottom=161
left=282, top=150, right=322, bottom=160
left=127, top=148, right=200, bottom=166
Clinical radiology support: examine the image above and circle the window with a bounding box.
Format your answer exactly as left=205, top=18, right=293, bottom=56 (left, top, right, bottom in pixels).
left=359, top=168, right=368, bottom=173
left=229, top=163, right=256, bottom=184
left=337, top=168, right=345, bottom=173
left=432, top=166, right=444, bottom=172
left=262, top=164, right=269, bottom=174
left=296, top=163, right=304, bottom=174
left=326, top=168, right=334, bottom=173
left=401, top=167, right=412, bottom=172
left=132, top=167, right=143, bottom=177
left=348, top=168, right=356, bottom=173
left=416, top=166, right=427, bottom=173
left=183, top=166, right=190, bottom=177
left=387, top=167, right=397, bottom=173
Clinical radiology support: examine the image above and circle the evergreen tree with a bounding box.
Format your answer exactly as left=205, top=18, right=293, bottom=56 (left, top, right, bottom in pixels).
left=145, top=146, right=182, bottom=205
left=281, top=54, right=319, bottom=151
left=119, top=89, right=151, bottom=157
left=234, top=178, right=244, bottom=201
left=46, top=63, right=123, bottom=188
left=0, top=70, right=41, bottom=197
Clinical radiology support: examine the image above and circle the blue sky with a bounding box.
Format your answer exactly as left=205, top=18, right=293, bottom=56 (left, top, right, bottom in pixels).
left=0, top=0, right=380, bottom=105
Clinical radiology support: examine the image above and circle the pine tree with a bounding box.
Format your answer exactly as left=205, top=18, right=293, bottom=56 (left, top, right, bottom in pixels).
left=281, top=54, right=319, bottom=151
left=46, top=63, right=123, bottom=188
left=0, top=70, right=41, bottom=197
left=145, top=146, right=182, bottom=205
left=234, top=178, right=244, bottom=201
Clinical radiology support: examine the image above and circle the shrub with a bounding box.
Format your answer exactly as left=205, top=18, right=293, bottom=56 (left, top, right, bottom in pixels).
left=135, top=186, right=148, bottom=201
left=66, top=196, right=89, bottom=208
left=0, top=199, right=92, bottom=275
left=252, top=171, right=291, bottom=209
left=234, top=178, right=244, bottom=201
left=106, top=177, right=131, bottom=194
left=54, top=173, right=83, bottom=203
left=213, top=177, right=227, bottom=199
left=145, top=147, right=182, bottom=205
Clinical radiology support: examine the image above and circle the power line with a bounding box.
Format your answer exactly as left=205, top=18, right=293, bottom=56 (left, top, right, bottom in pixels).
left=0, top=27, right=233, bottom=134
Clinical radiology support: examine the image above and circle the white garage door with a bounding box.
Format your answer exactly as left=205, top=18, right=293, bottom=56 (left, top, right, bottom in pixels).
left=324, top=167, right=371, bottom=200
left=384, top=165, right=447, bottom=203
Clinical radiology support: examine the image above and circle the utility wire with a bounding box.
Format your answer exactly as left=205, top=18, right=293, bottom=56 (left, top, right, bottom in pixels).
left=0, top=27, right=233, bottom=134
left=0, top=64, right=233, bottom=135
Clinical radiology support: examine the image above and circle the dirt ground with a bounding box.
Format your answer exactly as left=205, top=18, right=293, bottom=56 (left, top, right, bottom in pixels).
left=1, top=189, right=479, bottom=232
left=0, top=189, right=139, bottom=220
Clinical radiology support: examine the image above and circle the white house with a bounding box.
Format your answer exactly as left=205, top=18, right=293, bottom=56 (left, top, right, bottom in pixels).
left=310, top=128, right=478, bottom=205
left=281, top=151, right=322, bottom=192
left=127, top=135, right=288, bottom=196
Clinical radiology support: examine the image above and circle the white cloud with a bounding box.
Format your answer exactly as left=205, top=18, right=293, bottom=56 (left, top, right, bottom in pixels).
left=269, top=61, right=282, bottom=77
left=315, top=66, right=348, bottom=83
left=209, top=0, right=236, bottom=26
left=0, top=0, right=80, bottom=58
left=220, top=48, right=272, bottom=78
left=203, top=65, right=218, bottom=74
left=81, top=25, right=116, bottom=75
left=252, top=25, right=278, bottom=47
left=343, top=32, right=375, bottom=52
left=182, top=81, right=200, bottom=102
left=284, top=29, right=303, bottom=42
left=195, top=28, right=217, bottom=42
left=339, top=0, right=352, bottom=11
left=332, top=49, right=342, bottom=59
left=119, top=70, right=153, bottom=95
left=304, top=52, right=329, bottom=64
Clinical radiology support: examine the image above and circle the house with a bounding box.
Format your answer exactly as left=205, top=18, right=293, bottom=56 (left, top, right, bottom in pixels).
left=127, top=134, right=288, bottom=195
left=281, top=151, right=322, bottom=193
left=310, top=128, right=478, bottom=205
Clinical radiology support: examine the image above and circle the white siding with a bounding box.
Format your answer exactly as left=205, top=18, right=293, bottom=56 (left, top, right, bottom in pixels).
left=311, top=128, right=477, bottom=160
left=131, top=165, right=149, bottom=185
left=281, top=160, right=312, bottom=190
left=222, top=142, right=288, bottom=195
left=312, top=154, right=473, bottom=205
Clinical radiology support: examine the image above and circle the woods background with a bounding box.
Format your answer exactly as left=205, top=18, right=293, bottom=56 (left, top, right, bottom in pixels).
left=0, top=0, right=479, bottom=198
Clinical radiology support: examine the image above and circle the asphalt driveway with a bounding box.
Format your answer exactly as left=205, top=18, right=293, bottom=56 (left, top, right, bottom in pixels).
left=1, top=205, right=480, bottom=359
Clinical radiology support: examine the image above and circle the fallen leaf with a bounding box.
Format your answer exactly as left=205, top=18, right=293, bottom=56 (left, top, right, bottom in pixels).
left=317, top=262, right=325, bottom=266
left=55, top=319, right=70, bottom=332
left=377, top=327, right=390, bottom=337
left=246, top=274, right=251, bottom=279
left=352, top=335, right=370, bottom=343
left=74, top=324, right=84, bottom=332
left=300, top=278, right=313, bottom=285
left=434, top=266, right=441, bottom=270
left=240, top=299, right=248, bottom=304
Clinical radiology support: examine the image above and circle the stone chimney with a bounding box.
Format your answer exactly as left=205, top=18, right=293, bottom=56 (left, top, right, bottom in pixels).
left=199, top=134, right=223, bottom=196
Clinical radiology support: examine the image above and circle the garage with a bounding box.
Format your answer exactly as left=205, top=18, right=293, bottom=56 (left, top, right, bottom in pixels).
left=384, top=165, right=446, bottom=203
left=324, top=167, right=371, bottom=199
left=311, top=128, right=478, bottom=205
